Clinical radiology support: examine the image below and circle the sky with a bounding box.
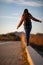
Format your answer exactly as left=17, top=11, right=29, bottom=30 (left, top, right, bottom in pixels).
left=0, top=0, right=43, bottom=34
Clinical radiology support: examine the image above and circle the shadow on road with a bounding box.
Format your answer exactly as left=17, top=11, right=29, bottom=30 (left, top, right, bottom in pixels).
left=30, top=43, right=43, bottom=57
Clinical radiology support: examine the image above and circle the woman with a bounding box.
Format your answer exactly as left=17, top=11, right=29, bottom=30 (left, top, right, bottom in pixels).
left=17, top=9, right=42, bottom=46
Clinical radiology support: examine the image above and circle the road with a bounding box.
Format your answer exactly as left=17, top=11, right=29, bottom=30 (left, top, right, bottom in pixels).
left=0, top=41, right=43, bottom=65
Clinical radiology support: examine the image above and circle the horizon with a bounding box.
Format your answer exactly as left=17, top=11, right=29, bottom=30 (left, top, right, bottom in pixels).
left=0, top=0, right=43, bottom=34
left=0, top=31, right=43, bottom=35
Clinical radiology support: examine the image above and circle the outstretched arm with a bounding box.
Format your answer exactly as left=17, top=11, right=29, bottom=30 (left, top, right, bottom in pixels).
left=29, top=14, right=42, bottom=23
left=32, top=16, right=41, bottom=22
left=17, top=16, right=24, bottom=29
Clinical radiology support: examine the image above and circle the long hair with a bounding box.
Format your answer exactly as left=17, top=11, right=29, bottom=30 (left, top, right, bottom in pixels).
left=23, top=9, right=29, bottom=17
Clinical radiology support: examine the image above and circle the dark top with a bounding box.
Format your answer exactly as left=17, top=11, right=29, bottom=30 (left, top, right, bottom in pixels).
left=23, top=13, right=32, bottom=29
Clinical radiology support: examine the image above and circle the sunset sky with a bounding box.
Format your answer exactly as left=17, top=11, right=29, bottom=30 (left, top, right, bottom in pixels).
left=0, top=0, right=43, bottom=34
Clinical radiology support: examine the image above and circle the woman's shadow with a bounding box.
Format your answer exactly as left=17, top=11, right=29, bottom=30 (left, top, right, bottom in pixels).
left=30, top=43, right=43, bottom=57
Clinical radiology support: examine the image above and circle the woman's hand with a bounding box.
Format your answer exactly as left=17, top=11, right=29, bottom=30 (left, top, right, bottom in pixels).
left=39, top=21, right=42, bottom=23
left=17, top=26, right=19, bottom=29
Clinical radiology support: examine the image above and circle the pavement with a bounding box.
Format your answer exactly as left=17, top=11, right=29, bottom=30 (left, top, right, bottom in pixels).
left=0, top=41, right=43, bottom=65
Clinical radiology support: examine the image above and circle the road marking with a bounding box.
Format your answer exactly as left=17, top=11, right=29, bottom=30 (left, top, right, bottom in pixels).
left=21, top=32, right=34, bottom=65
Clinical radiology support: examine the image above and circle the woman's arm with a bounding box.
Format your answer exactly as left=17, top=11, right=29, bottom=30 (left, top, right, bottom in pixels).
left=29, top=14, right=42, bottom=23
left=17, top=16, right=24, bottom=29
